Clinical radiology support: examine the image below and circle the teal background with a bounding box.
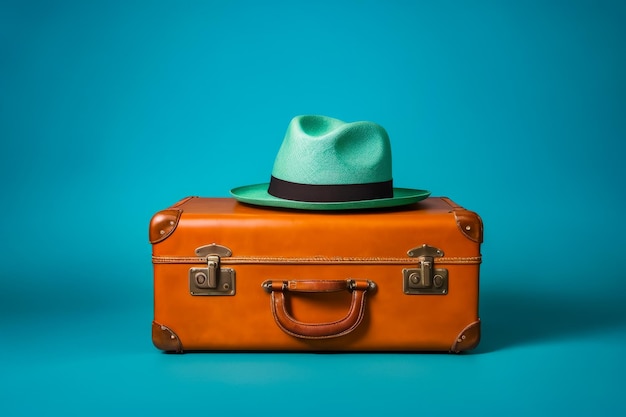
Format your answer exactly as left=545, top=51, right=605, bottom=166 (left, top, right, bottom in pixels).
left=1, top=0, right=625, bottom=415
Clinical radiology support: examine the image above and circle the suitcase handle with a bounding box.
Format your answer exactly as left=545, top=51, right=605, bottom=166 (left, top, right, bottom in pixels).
left=261, top=279, right=376, bottom=339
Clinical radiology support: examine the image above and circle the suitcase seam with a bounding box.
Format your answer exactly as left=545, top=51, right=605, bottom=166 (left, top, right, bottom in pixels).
left=152, top=255, right=482, bottom=265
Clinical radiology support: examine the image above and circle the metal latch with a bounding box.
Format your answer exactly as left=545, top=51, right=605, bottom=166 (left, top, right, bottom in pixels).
left=403, top=244, right=448, bottom=295
left=189, top=244, right=235, bottom=296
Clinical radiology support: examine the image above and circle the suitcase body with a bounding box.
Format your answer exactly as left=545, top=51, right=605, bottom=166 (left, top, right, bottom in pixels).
left=149, top=197, right=483, bottom=352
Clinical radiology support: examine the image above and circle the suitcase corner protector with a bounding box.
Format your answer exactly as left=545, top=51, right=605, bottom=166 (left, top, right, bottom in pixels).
left=454, top=210, right=483, bottom=243
left=149, top=208, right=183, bottom=244
left=450, top=319, right=481, bottom=353
left=152, top=321, right=183, bottom=353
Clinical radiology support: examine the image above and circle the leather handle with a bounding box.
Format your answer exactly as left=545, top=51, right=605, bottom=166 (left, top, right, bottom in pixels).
left=261, top=279, right=375, bottom=339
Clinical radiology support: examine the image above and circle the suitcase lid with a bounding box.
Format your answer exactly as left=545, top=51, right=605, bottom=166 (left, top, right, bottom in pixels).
left=149, top=197, right=482, bottom=260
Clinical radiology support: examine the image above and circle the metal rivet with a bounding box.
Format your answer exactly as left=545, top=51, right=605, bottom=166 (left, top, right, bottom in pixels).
left=433, top=275, right=444, bottom=288
left=223, top=283, right=230, bottom=290
left=409, top=273, right=420, bottom=284
left=169, top=221, right=175, bottom=226
left=457, top=338, right=463, bottom=343
left=465, top=225, right=471, bottom=231
left=170, top=335, right=176, bottom=339
left=159, top=230, right=165, bottom=235
left=195, top=273, right=207, bottom=285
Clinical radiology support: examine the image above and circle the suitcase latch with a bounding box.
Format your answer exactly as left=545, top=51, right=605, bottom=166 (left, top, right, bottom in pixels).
left=189, top=244, right=236, bottom=296
left=403, top=244, right=448, bottom=295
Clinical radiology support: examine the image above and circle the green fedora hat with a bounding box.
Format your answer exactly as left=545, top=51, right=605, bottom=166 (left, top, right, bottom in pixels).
left=230, top=115, right=430, bottom=210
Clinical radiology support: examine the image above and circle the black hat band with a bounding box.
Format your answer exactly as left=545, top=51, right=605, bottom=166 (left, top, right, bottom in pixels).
left=268, top=176, right=393, bottom=203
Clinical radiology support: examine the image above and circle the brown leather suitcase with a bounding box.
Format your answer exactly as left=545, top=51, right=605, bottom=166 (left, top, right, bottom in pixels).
left=149, top=196, right=483, bottom=353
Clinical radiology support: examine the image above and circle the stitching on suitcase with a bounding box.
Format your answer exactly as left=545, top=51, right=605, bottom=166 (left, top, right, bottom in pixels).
left=152, top=256, right=482, bottom=265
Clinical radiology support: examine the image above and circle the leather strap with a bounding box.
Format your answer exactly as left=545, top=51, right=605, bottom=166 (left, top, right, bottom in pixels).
left=262, top=279, right=374, bottom=339
left=286, top=280, right=350, bottom=292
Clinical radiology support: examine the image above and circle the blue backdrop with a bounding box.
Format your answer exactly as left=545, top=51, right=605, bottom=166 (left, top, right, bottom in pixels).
left=1, top=1, right=625, bottom=415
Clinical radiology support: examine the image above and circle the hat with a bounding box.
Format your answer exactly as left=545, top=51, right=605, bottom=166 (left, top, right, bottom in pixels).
left=230, top=115, right=430, bottom=210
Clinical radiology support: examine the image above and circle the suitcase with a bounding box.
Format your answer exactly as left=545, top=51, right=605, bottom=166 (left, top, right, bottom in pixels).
left=149, top=196, right=483, bottom=353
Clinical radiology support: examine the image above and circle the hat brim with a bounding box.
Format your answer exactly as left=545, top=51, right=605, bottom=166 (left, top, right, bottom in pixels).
left=230, top=184, right=430, bottom=210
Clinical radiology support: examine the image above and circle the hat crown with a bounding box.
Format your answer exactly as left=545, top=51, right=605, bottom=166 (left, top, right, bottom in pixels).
left=271, top=115, right=392, bottom=185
